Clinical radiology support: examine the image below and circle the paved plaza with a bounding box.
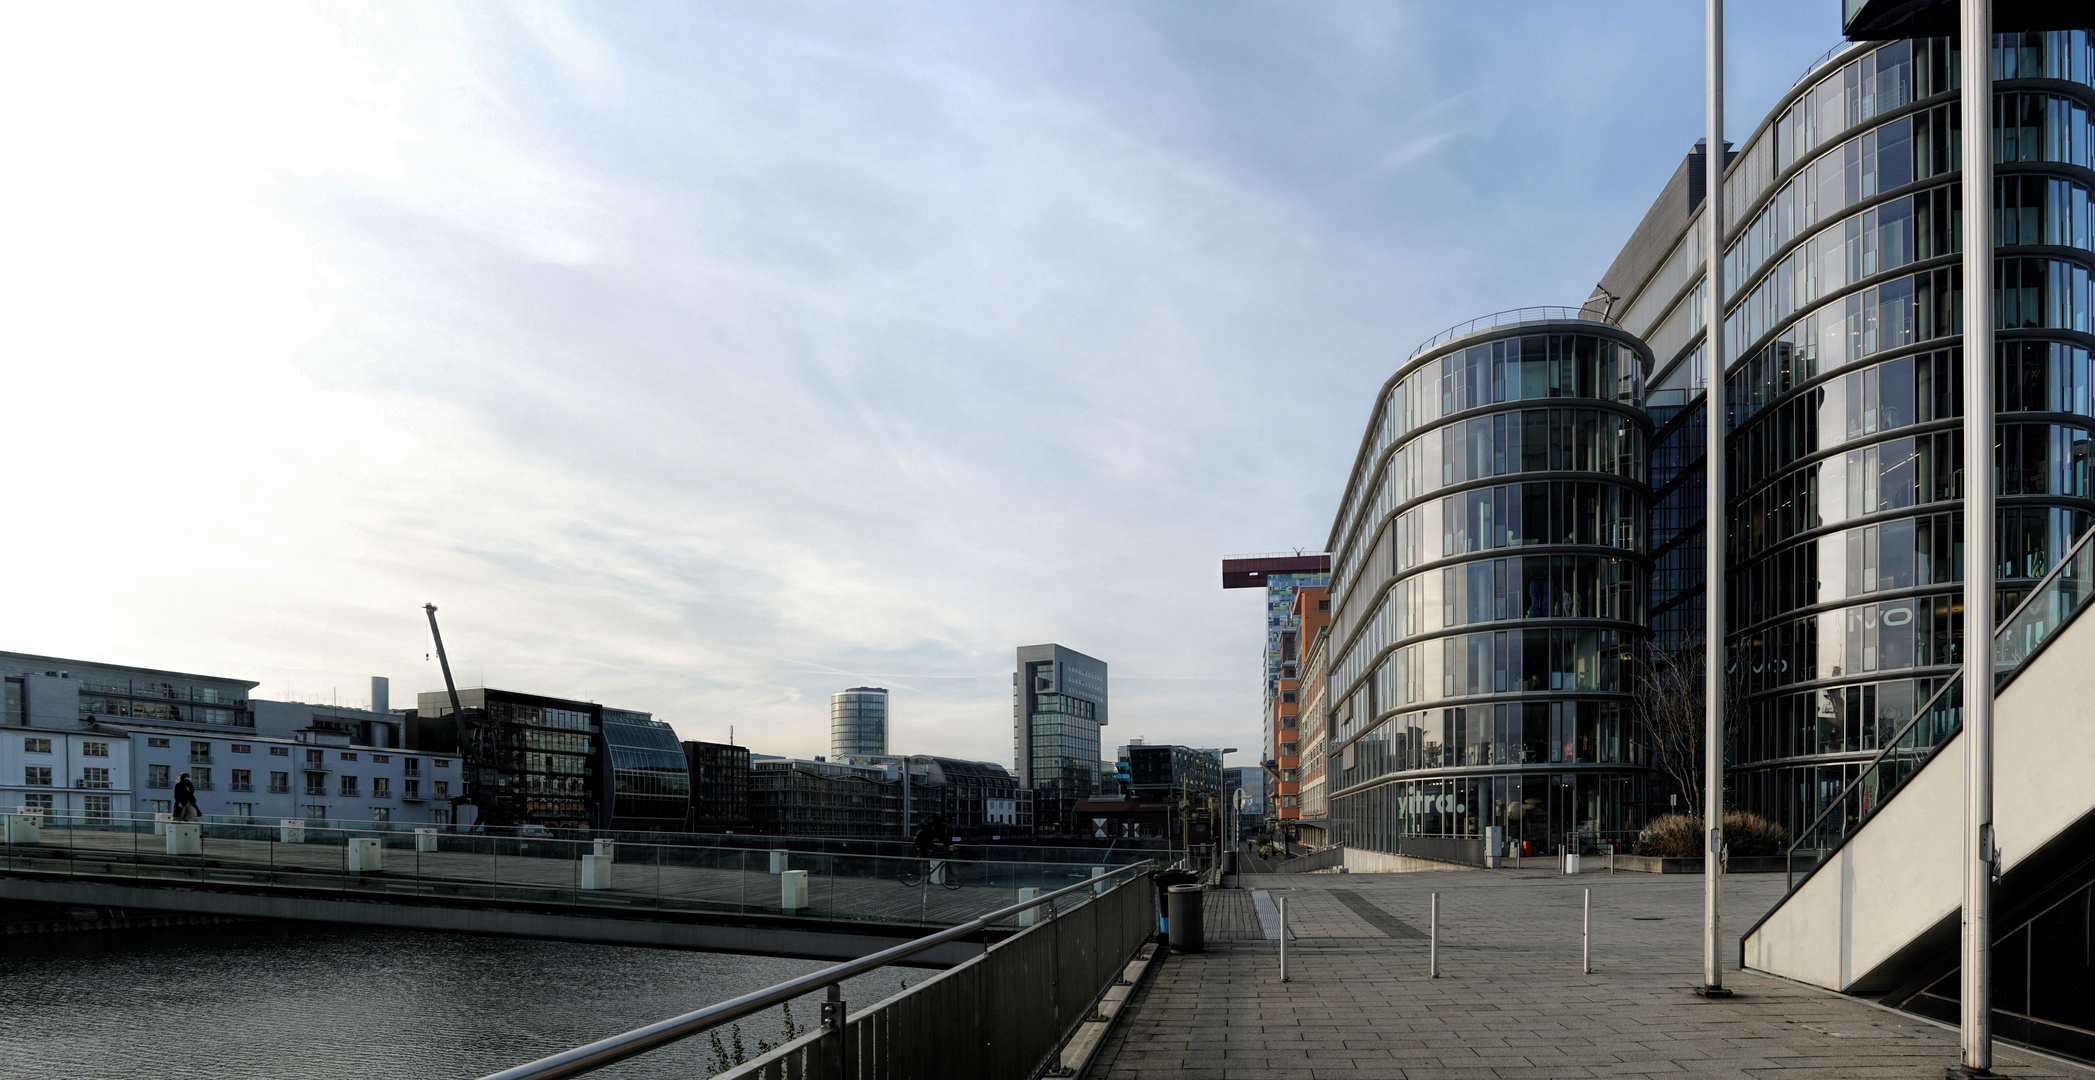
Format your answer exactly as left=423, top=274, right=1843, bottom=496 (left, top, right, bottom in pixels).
left=1094, top=867, right=2093, bottom=1079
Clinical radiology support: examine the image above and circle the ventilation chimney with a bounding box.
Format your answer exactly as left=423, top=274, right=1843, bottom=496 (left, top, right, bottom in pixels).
left=371, top=676, right=390, bottom=715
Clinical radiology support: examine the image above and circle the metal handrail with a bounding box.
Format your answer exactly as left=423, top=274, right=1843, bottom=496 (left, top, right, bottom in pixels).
left=473, top=863, right=1150, bottom=1080
left=1781, top=522, right=2095, bottom=879
left=1408, top=306, right=1617, bottom=359
left=1791, top=40, right=1862, bottom=89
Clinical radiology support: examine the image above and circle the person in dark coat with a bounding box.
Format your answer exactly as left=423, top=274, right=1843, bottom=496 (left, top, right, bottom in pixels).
left=172, top=773, right=199, bottom=822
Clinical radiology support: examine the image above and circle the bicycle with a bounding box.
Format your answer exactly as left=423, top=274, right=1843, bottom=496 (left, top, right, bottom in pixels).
left=899, top=853, right=963, bottom=890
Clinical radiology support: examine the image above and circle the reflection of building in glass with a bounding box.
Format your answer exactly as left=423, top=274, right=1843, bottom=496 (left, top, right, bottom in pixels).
left=682, top=740, right=751, bottom=832
left=1013, top=643, right=1107, bottom=836
left=413, top=687, right=600, bottom=829
left=829, top=687, right=888, bottom=760
left=599, top=708, right=690, bottom=832
left=1294, top=587, right=1333, bottom=845
left=1600, top=32, right=2095, bottom=839
left=1322, top=317, right=1657, bottom=855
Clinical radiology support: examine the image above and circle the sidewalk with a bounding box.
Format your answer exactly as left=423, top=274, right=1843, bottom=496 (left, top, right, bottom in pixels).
left=1092, top=868, right=2089, bottom=1079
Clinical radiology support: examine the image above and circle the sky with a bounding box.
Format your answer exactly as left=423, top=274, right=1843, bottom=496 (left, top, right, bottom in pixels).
left=0, top=1, right=1839, bottom=765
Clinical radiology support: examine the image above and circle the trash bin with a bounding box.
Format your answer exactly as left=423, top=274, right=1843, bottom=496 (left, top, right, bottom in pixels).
left=1153, top=868, right=1199, bottom=938
left=1167, top=884, right=1205, bottom=954
left=1221, top=850, right=1239, bottom=876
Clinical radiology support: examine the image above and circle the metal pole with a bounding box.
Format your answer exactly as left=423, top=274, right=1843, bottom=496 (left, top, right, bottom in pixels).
left=1279, top=895, right=1289, bottom=982
left=1954, top=4, right=2000, bottom=1076
left=1583, top=888, right=1592, bottom=975
left=1699, top=0, right=1732, bottom=1001
left=1430, top=892, right=1439, bottom=978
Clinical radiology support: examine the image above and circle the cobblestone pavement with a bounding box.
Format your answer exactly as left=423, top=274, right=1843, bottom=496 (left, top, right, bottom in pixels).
left=1092, top=868, right=2091, bottom=1079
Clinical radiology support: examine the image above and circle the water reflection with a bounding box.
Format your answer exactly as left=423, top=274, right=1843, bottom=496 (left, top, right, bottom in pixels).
left=0, top=922, right=910, bottom=1079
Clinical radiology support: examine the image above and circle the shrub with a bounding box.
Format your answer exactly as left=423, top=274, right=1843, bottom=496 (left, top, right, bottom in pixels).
left=1632, top=811, right=1789, bottom=858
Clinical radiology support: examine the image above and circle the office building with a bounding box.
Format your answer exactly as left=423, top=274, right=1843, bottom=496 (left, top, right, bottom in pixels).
left=746, top=755, right=912, bottom=839
left=599, top=709, right=690, bottom=832
left=1321, top=314, right=1658, bottom=855
left=1224, top=765, right=1266, bottom=841
left=1013, top=643, right=1108, bottom=836
left=412, top=687, right=600, bottom=829
left=1294, top=587, right=1333, bottom=846
left=683, top=739, right=752, bottom=833
left=829, top=687, right=889, bottom=760
left=1221, top=554, right=1332, bottom=817
left=1599, top=31, right=2095, bottom=839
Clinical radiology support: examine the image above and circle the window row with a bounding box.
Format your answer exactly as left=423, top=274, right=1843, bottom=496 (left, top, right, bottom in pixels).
left=1329, top=771, right=1653, bottom=852
left=1332, top=334, right=1644, bottom=598
left=1731, top=675, right=1948, bottom=767
left=1437, top=555, right=1645, bottom=629
left=1724, top=259, right=2095, bottom=435
left=1728, top=507, right=2089, bottom=629
left=1729, top=593, right=1973, bottom=697
left=1725, top=33, right=2095, bottom=283
left=1331, top=627, right=1642, bottom=741
left=1338, top=700, right=1646, bottom=786
left=1731, top=420, right=2095, bottom=563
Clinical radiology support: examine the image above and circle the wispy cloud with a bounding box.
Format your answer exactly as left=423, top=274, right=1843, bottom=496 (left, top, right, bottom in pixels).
left=0, top=0, right=1831, bottom=763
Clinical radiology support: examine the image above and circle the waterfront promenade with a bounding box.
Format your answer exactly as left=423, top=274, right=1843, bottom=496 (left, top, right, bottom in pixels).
left=1095, top=868, right=2091, bottom=1079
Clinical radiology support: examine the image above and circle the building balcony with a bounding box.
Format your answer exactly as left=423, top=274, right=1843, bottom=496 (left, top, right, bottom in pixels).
left=75, top=780, right=111, bottom=790
left=189, top=755, right=212, bottom=764
left=229, top=783, right=253, bottom=793
left=147, top=780, right=171, bottom=789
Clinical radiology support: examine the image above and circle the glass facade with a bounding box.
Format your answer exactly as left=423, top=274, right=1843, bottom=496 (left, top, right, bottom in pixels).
left=829, top=687, right=889, bottom=760
left=1013, top=644, right=1107, bottom=836
left=600, top=709, right=691, bottom=831
left=1713, top=31, right=2095, bottom=839
left=1323, top=320, right=1657, bottom=855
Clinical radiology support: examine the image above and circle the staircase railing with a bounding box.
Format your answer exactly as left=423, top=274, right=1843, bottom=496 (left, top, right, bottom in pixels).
left=1782, top=524, right=2095, bottom=893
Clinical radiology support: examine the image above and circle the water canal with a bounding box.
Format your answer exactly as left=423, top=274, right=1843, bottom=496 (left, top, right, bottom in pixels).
left=0, top=920, right=907, bottom=1079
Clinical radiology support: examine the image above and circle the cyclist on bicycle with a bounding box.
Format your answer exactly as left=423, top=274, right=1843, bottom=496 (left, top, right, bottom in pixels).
left=912, top=814, right=953, bottom=859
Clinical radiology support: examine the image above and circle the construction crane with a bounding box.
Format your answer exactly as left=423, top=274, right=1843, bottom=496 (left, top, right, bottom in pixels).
left=423, top=603, right=497, bottom=826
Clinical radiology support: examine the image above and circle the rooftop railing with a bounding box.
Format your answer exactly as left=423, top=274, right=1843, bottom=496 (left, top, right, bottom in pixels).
left=1409, top=306, right=1617, bottom=360
left=1784, top=523, right=2095, bottom=892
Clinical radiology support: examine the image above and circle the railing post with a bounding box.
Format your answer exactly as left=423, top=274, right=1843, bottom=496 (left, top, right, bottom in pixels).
left=819, top=996, right=847, bottom=1078
left=1279, top=896, right=1289, bottom=983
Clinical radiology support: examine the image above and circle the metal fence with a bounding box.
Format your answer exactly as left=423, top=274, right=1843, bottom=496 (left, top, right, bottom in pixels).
left=477, top=867, right=1157, bottom=1080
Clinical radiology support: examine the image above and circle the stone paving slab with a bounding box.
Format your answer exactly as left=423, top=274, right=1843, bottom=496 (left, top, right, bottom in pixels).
left=1098, top=869, right=2091, bottom=1079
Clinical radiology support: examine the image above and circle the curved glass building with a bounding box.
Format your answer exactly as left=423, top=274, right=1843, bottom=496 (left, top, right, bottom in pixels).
left=1323, top=312, right=1657, bottom=856
left=829, top=687, right=888, bottom=760
left=1602, top=32, right=2095, bottom=838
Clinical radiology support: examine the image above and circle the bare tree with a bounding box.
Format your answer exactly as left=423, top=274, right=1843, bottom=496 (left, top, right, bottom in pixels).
left=1631, top=634, right=1739, bottom=817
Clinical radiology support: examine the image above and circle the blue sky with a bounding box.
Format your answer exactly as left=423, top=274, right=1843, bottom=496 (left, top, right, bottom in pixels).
left=0, top=1, right=1838, bottom=763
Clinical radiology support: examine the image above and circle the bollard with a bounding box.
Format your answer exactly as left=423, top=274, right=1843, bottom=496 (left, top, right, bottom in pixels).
left=1515, top=843, right=1522, bottom=870
left=347, top=837, right=383, bottom=874
left=153, top=812, right=172, bottom=837
left=1565, top=851, right=1582, bottom=875
left=581, top=853, right=613, bottom=889
left=1018, top=887, right=1042, bottom=928
left=769, top=849, right=790, bottom=874
left=780, top=869, right=809, bottom=912
left=1279, top=895, right=1289, bottom=982
left=279, top=819, right=306, bottom=844
left=415, top=828, right=439, bottom=853
left=1607, top=844, right=1614, bottom=875
left=166, top=822, right=201, bottom=857
left=1582, top=887, right=1591, bottom=974
left=1091, top=865, right=1109, bottom=895
left=1429, top=892, right=1439, bottom=978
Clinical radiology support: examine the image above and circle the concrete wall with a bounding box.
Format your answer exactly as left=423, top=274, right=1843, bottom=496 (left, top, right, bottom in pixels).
left=1743, top=608, right=2095, bottom=991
